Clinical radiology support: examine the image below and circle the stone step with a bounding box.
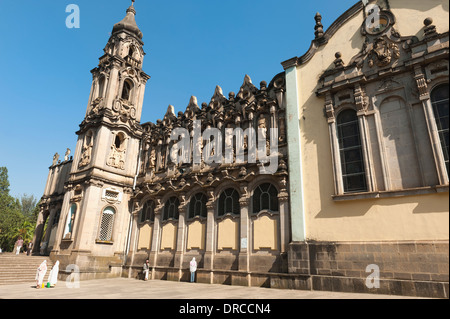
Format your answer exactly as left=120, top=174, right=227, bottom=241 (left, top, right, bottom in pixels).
left=0, top=254, right=55, bottom=285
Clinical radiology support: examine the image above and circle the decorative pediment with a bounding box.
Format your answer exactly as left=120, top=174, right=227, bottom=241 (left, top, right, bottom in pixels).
left=209, top=85, right=227, bottom=110
left=237, top=74, right=258, bottom=102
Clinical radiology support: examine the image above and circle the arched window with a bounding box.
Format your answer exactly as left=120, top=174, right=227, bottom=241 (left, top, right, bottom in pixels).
left=337, top=109, right=367, bottom=193
left=163, top=197, right=179, bottom=221
left=121, top=79, right=133, bottom=101
left=140, top=200, right=155, bottom=223
left=188, top=193, right=207, bottom=219
left=98, top=206, right=115, bottom=242
left=431, top=83, right=449, bottom=177
left=128, top=46, right=135, bottom=59
left=252, top=183, right=278, bottom=214
left=98, top=76, right=105, bottom=98
left=52, top=210, right=61, bottom=227
left=63, top=204, right=76, bottom=239
left=218, top=188, right=240, bottom=216
left=114, top=132, right=126, bottom=151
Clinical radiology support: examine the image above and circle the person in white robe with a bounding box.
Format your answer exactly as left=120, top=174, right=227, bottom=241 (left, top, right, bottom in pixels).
left=35, top=260, right=47, bottom=289
left=47, top=260, right=60, bottom=287
left=189, top=257, right=197, bottom=283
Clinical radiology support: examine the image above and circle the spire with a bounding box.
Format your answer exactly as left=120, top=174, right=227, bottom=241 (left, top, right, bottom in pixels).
left=112, top=0, right=143, bottom=39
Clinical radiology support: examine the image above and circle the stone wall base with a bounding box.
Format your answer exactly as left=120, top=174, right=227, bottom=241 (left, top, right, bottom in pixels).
left=288, top=240, right=449, bottom=298
left=51, top=240, right=449, bottom=298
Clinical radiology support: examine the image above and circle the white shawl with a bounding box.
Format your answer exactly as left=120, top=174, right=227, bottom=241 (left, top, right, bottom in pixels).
left=47, top=260, right=60, bottom=286
left=35, top=260, right=47, bottom=286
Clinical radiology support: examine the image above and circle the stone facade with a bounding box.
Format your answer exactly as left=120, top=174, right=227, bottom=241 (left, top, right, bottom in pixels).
left=33, top=1, right=449, bottom=298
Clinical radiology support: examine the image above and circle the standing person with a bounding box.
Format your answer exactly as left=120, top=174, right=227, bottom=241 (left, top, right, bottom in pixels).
left=15, top=237, right=23, bottom=255
left=47, top=260, right=60, bottom=287
left=189, top=257, right=197, bottom=283
left=35, top=260, right=47, bottom=289
left=143, top=259, right=150, bottom=281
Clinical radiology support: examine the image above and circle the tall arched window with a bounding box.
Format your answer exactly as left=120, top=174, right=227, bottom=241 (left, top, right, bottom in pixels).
left=253, top=183, right=278, bottom=214
left=63, top=204, right=77, bottom=239
left=163, top=197, right=179, bottom=221
left=121, top=79, right=133, bottom=101
left=188, top=193, right=207, bottom=219
left=98, top=206, right=115, bottom=242
left=98, top=76, right=105, bottom=98
left=431, top=83, right=449, bottom=178
left=218, top=188, right=240, bottom=216
left=140, top=200, right=155, bottom=223
left=337, top=109, right=367, bottom=193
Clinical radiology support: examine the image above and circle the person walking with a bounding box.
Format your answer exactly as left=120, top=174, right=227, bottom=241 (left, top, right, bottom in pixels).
left=189, top=257, right=197, bottom=283
left=15, top=237, right=23, bottom=255
left=143, top=259, right=150, bottom=281
left=35, top=260, right=47, bottom=289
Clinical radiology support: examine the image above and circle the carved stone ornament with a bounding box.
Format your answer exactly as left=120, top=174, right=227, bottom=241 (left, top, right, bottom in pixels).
left=368, top=37, right=400, bottom=68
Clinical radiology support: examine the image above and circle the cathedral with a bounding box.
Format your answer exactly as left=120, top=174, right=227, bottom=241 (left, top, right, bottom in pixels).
left=33, top=0, right=449, bottom=298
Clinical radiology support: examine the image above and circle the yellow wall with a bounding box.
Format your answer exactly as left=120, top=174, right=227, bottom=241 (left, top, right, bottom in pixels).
left=138, top=224, right=152, bottom=250
left=160, top=222, right=177, bottom=250
left=253, top=215, right=278, bottom=250
left=295, top=0, right=449, bottom=241
left=217, top=217, right=239, bottom=250
left=187, top=220, right=206, bottom=250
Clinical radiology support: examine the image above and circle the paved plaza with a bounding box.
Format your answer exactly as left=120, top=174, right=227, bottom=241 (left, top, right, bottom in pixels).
left=0, top=277, right=425, bottom=299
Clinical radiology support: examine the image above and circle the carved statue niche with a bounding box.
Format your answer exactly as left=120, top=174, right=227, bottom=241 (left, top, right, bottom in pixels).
left=79, top=131, right=94, bottom=168
left=107, top=132, right=127, bottom=170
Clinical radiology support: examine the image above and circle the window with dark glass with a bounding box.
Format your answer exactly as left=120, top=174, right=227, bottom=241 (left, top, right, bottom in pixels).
left=140, top=200, right=155, bottom=223
left=218, top=188, right=240, bottom=216
left=163, top=197, right=179, bottom=221
left=337, top=109, right=367, bottom=193
left=431, top=83, right=449, bottom=178
left=188, top=193, right=207, bottom=219
left=252, top=183, right=278, bottom=214
left=121, top=79, right=133, bottom=101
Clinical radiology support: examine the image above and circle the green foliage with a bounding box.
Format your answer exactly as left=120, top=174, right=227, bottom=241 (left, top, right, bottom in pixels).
left=0, top=167, right=39, bottom=252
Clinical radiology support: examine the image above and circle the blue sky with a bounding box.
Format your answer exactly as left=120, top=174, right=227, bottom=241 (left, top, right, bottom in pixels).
left=0, top=0, right=358, bottom=199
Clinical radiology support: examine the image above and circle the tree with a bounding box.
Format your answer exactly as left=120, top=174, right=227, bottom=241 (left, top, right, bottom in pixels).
left=20, top=194, right=38, bottom=220
left=0, top=167, right=39, bottom=251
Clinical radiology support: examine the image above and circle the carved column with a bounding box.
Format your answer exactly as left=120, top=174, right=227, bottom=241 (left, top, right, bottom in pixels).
left=174, top=194, right=187, bottom=276
left=149, top=198, right=162, bottom=270
left=32, top=206, right=47, bottom=255
left=126, top=201, right=141, bottom=278
left=238, top=183, right=250, bottom=273
left=204, top=189, right=215, bottom=281
left=355, top=84, right=375, bottom=192
left=278, top=178, right=290, bottom=255
left=325, top=92, right=343, bottom=195
left=40, top=206, right=57, bottom=255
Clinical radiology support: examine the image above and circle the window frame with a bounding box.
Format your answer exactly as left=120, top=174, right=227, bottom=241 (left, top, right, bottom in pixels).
left=97, top=206, right=116, bottom=243
left=336, top=108, right=368, bottom=194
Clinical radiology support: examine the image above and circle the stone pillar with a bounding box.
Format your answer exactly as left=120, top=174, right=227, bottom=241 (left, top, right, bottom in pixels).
left=149, top=198, right=162, bottom=271
left=32, top=206, right=47, bottom=255
left=277, top=178, right=290, bottom=254
left=126, top=202, right=141, bottom=272
left=174, top=194, right=188, bottom=278
left=238, top=183, right=250, bottom=273
left=203, top=190, right=215, bottom=282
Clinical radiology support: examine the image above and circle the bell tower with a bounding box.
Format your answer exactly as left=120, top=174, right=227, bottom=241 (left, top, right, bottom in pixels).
left=50, top=1, right=150, bottom=276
